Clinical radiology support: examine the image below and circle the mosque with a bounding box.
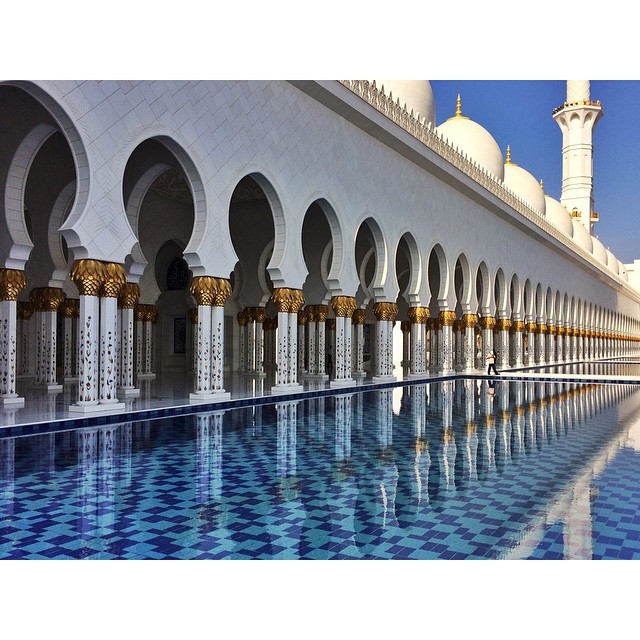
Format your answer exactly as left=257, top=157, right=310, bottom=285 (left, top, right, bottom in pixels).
left=1, top=79, right=639, bottom=416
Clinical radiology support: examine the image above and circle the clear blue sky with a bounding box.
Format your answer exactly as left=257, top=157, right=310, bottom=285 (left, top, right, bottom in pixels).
left=430, top=80, right=640, bottom=264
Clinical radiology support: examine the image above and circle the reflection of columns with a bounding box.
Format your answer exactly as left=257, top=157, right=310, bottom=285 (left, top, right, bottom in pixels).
left=189, top=276, right=232, bottom=402
left=0, top=269, right=26, bottom=406
left=60, top=298, right=80, bottom=383
left=334, top=394, right=352, bottom=463
left=408, top=306, right=429, bottom=377
left=372, top=302, right=397, bottom=381
left=30, top=286, right=66, bottom=390
left=330, top=296, right=356, bottom=387
left=461, top=314, right=478, bottom=372
left=276, top=400, right=299, bottom=498
left=439, top=310, right=456, bottom=373
left=510, top=321, right=524, bottom=368
left=16, top=301, right=34, bottom=378
left=352, top=308, right=366, bottom=378
left=479, top=316, right=496, bottom=369
left=271, top=288, right=305, bottom=393
left=117, top=283, right=140, bottom=397
left=496, top=318, right=510, bottom=370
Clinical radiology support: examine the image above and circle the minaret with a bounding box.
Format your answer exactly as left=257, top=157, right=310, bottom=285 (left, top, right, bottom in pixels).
left=552, top=81, right=603, bottom=235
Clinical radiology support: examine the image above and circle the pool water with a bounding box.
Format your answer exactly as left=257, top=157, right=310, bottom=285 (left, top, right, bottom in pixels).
left=534, top=359, right=640, bottom=377
left=2, top=379, right=640, bottom=559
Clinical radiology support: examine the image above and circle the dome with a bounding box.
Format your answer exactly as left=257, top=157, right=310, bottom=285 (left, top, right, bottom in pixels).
left=503, top=148, right=545, bottom=214
left=571, top=219, right=593, bottom=254
left=436, top=96, right=504, bottom=180
left=618, top=260, right=628, bottom=281
left=592, top=236, right=608, bottom=265
left=544, top=196, right=573, bottom=237
left=375, top=80, right=436, bottom=126
left=605, top=248, right=617, bottom=273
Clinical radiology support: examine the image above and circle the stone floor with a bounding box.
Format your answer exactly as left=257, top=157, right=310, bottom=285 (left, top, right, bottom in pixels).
left=3, top=360, right=640, bottom=430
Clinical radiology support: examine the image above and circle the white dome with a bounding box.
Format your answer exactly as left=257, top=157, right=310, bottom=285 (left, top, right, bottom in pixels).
left=544, top=196, right=573, bottom=237
left=572, top=219, right=593, bottom=253
left=619, top=260, right=628, bottom=280
left=437, top=97, right=504, bottom=180
left=592, top=236, right=608, bottom=265
left=375, top=80, right=436, bottom=126
left=605, top=248, right=617, bottom=272
left=503, top=153, right=545, bottom=214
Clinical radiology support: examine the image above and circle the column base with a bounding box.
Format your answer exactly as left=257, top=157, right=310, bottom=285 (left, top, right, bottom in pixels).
left=69, top=401, right=126, bottom=414
left=0, top=395, right=24, bottom=407
left=330, top=378, right=355, bottom=388
left=189, top=391, right=231, bottom=403
left=271, top=383, right=304, bottom=394
left=118, top=387, right=141, bottom=398
left=137, top=373, right=156, bottom=380
left=372, top=375, right=397, bottom=383
left=33, top=383, right=63, bottom=392
left=304, top=373, right=329, bottom=381
left=63, top=376, right=79, bottom=384
left=408, top=372, right=429, bottom=379
left=352, top=371, right=366, bottom=378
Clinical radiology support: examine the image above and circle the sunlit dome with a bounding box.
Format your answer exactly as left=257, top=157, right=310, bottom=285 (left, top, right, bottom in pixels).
left=592, top=236, right=608, bottom=265
left=571, top=219, right=593, bottom=254
left=605, top=248, right=617, bottom=273
left=436, top=95, right=504, bottom=180
left=544, top=195, right=573, bottom=236
left=503, top=147, right=545, bottom=214
left=375, top=80, right=436, bottom=126
left=618, top=260, right=628, bottom=281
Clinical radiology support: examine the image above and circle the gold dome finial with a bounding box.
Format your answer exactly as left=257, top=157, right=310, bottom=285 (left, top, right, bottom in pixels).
left=506, top=145, right=512, bottom=164
left=455, top=94, right=462, bottom=118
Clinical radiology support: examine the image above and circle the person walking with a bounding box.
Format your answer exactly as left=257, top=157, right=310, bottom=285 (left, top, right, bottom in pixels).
left=486, top=349, right=499, bottom=375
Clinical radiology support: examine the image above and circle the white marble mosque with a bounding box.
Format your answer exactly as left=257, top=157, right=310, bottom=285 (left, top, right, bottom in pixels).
left=1, top=79, right=640, bottom=420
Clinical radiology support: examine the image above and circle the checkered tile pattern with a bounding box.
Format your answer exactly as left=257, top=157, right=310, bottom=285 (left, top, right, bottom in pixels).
left=1, top=380, right=640, bottom=560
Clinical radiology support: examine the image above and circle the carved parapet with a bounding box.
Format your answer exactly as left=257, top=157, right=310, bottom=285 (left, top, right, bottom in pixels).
left=372, top=302, right=398, bottom=321
left=439, top=310, right=457, bottom=327
left=316, top=304, right=329, bottom=322
left=271, top=287, right=305, bottom=313
left=407, top=306, right=429, bottom=324
left=509, top=321, right=525, bottom=334
left=101, top=262, right=126, bottom=298
left=29, top=287, right=66, bottom=312
left=352, top=308, right=366, bottom=325
left=17, top=301, right=33, bottom=319
left=70, top=259, right=105, bottom=297
left=478, top=316, right=496, bottom=330
left=189, top=276, right=217, bottom=306
left=0, top=269, right=26, bottom=301
left=496, top=318, right=511, bottom=331
left=400, top=320, right=411, bottom=333
left=188, top=307, right=198, bottom=324
left=331, top=295, right=357, bottom=318
left=118, top=282, right=141, bottom=309
left=460, top=313, right=478, bottom=329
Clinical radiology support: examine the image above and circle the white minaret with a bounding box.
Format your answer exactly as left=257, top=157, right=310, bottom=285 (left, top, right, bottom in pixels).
left=552, top=81, right=603, bottom=234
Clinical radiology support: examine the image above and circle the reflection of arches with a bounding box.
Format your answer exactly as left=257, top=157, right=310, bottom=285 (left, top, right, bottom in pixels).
left=3, top=122, right=58, bottom=267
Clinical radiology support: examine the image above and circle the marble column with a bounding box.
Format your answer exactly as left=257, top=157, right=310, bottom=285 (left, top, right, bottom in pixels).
left=401, top=320, right=411, bottom=368
left=408, top=306, right=429, bottom=377
left=189, top=276, right=232, bottom=402
left=495, top=318, right=511, bottom=370
left=305, top=306, right=317, bottom=376
left=460, top=313, right=478, bottom=372
left=316, top=304, right=329, bottom=380
left=297, top=309, right=307, bottom=374
left=509, top=321, right=524, bottom=368
left=556, top=327, right=565, bottom=362
left=188, top=307, right=198, bottom=373
left=439, top=310, right=456, bottom=373
left=117, top=282, right=140, bottom=397
left=237, top=310, right=247, bottom=372
left=535, top=323, right=547, bottom=365
left=330, top=295, right=357, bottom=388
left=16, top=301, right=33, bottom=378
left=453, top=319, right=463, bottom=371
left=326, top=318, right=336, bottom=377
left=141, top=305, right=157, bottom=379
left=271, top=287, right=305, bottom=394
left=0, top=269, right=26, bottom=406
left=427, top=318, right=438, bottom=369
left=29, top=286, right=66, bottom=390
left=479, top=316, right=496, bottom=372
left=546, top=324, right=556, bottom=364
left=254, top=306, right=266, bottom=377
left=372, top=301, right=397, bottom=382
left=352, top=308, right=366, bottom=378
left=60, top=298, right=79, bottom=383
left=134, top=303, right=144, bottom=378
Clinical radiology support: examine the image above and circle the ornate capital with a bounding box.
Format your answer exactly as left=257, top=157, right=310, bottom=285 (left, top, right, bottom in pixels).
left=135, top=303, right=147, bottom=322
left=60, top=298, right=79, bottom=318
left=271, top=288, right=305, bottom=313
left=373, top=302, right=398, bottom=321
left=0, top=269, right=26, bottom=301
left=496, top=318, right=511, bottom=331
left=331, top=295, right=357, bottom=318
left=478, top=316, right=496, bottom=330
left=461, top=313, right=478, bottom=329
left=29, top=287, right=66, bottom=312
left=439, top=310, right=456, bottom=327
left=118, top=282, right=141, bottom=309
left=212, top=278, right=232, bottom=307
left=189, top=276, right=217, bottom=306
left=426, top=317, right=438, bottom=330
left=326, top=318, right=336, bottom=331
left=100, top=262, right=126, bottom=298
left=254, top=306, right=267, bottom=323
left=316, top=304, right=329, bottom=322
left=557, top=326, right=566, bottom=336
left=237, top=310, right=248, bottom=326
left=297, top=309, right=308, bottom=325
left=536, top=323, right=547, bottom=335
left=525, top=322, right=537, bottom=334
left=407, top=306, right=429, bottom=324
left=352, top=308, right=366, bottom=325
left=547, top=324, right=556, bottom=335
left=509, top=321, right=525, bottom=334
left=400, top=320, right=411, bottom=333
left=17, top=301, right=33, bottom=319
left=305, top=305, right=316, bottom=322
left=188, top=307, right=198, bottom=324
left=70, top=259, right=106, bottom=297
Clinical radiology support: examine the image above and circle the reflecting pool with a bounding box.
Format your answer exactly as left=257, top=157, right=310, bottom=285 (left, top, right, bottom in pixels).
left=2, top=379, right=640, bottom=559
left=535, top=360, right=640, bottom=377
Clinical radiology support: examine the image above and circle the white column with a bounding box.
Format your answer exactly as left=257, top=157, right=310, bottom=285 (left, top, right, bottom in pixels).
left=511, top=323, right=524, bottom=368
left=246, top=312, right=256, bottom=373
left=99, top=295, right=120, bottom=404
left=462, top=316, right=477, bottom=372
left=535, top=324, right=546, bottom=365
left=297, top=316, right=306, bottom=373
left=191, top=304, right=213, bottom=397
left=287, top=311, right=298, bottom=384
left=440, top=311, right=455, bottom=373
left=71, top=293, right=101, bottom=411
left=271, top=288, right=304, bottom=393
left=238, top=312, right=247, bottom=372
left=480, top=317, right=495, bottom=371
left=330, top=301, right=355, bottom=388
left=372, top=302, right=397, bottom=382
left=496, top=320, right=510, bottom=370
left=118, top=306, right=138, bottom=396
left=0, top=298, right=22, bottom=406
left=352, top=310, right=365, bottom=378
left=209, top=304, right=230, bottom=398
left=255, top=308, right=266, bottom=377
left=135, top=310, right=144, bottom=378
left=316, top=309, right=327, bottom=378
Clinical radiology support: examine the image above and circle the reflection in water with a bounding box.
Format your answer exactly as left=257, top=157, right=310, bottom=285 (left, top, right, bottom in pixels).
left=1, top=379, right=640, bottom=559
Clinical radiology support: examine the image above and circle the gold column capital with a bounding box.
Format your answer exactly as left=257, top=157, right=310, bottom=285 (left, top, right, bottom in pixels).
left=373, top=302, right=398, bottom=321
left=439, top=310, right=457, bottom=327
left=331, top=295, right=357, bottom=318
left=478, top=316, right=496, bottom=330
left=271, top=287, right=305, bottom=313
left=29, top=287, right=66, bottom=312
left=17, top=301, right=34, bottom=319
left=407, top=306, right=430, bottom=324
left=212, top=278, right=232, bottom=307
left=254, top=306, right=267, bottom=323
left=134, top=303, right=147, bottom=322
left=547, top=324, right=557, bottom=335
left=400, top=320, right=411, bottom=333
left=189, top=276, right=217, bottom=306
left=316, top=304, right=329, bottom=322
left=496, top=318, right=511, bottom=331
left=0, top=269, right=26, bottom=301
left=461, top=313, right=478, bottom=329
left=297, top=309, right=308, bottom=325
left=118, top=282, right=141, bottom=309
left=509, top=321, right=525, bottom=334
left=326, top=318, right=336, bottom=331
left=70, top=259, right=106, bottom=296
left=101, top=262, right=127, bottom=298
left=525, top=322, right=537, bottom=333
left=352, top=308, right=366, bottom=325
left=60, top=298, right=79, bottom=318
